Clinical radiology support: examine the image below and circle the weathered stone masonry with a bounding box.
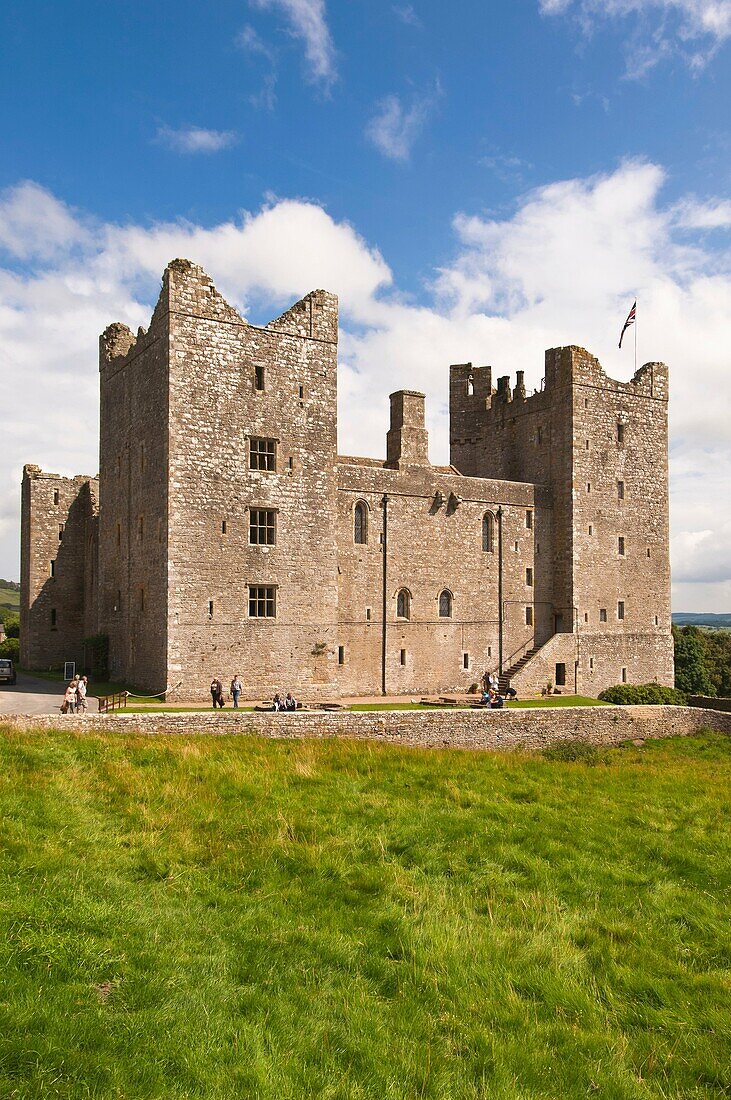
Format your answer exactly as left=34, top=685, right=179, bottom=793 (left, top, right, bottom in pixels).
left=21, top=259, right=674, bottom=698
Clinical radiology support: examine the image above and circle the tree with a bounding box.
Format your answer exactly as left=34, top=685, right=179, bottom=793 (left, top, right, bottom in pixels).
left=2, top=612, right=19, bottom=639
left=0, top=637, right=19, bottom=662
left=673, top=626, right=713, bottom=695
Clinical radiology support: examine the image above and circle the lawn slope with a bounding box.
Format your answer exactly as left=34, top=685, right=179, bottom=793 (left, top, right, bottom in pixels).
left=0, top=729, right=729, bottom=1099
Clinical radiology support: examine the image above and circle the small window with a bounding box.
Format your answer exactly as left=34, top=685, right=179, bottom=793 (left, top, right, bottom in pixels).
left=654, top=615, right=659, bottom=626
left=525, top=605, right=534, bottom=626
left=50, top=560, right=55, bottom=578
left=584, top=398, right=589, bottom=408
left=555, top=663, right=566, bottom=687
left=354, top=502, right=368, bottom=545
left=288, top=456, right=294, bottom=471
left=208, top=600, right=214, bottom=619
left=58, top=524, right=64, bottom=541
left=116, top=522, right=121, bottom=548
left=618, top=600, right=625, bottom=621
left=338, top=646, right=344, bottom=665
left=617, top=480, right=625, bottom=500
left=249, top=437, right=276, bottom=472
left=400, top=649, right=407, bottom=666
left=299, top=384, right=304, bottom=399
left=525, top=510, right=533, bottom=530
left=647, top=547, right=651, bottom=558
left=588, top=525, right=593, bottom=536
left=600, top=608, right=607, bottom=623
left=50, top=608, right=57, bottom=628
left=222, top=520, right=227, bottom=535
left=617, top=422, right=625, bottom=444
left=589, top=657, right=594, bottom=671
left=621, top=667, right=627, bottom=683
left=514, top=541, right=519, bottom=552
left=482, top=512, right=495, bottom=553
left=585, top=439, right=589, bottom=450
left=587, top=483, right=591, bottom=493
left=525, top=567, right=533, bottom=587
left=249, top=508, right=276, bottom=545
left=439, top=590, right=452, bottom=618
left=366, top=607, right=372, bottom=621
left=397, top=589, right=411, bottom=620
left=463, top=652, right=470, bottom=670
left=53, top=488, right=59, bottom=505
left=255, top=365, right=265, bottom=391
left=487, top=646, right=492, bottom=657
left=584, top=612, right=589, bottom=623
left=140, top=587, right=145, bottom=612
left=618, top=536, right=625, bottom=556
left=249, top=585, right=276, bottom=618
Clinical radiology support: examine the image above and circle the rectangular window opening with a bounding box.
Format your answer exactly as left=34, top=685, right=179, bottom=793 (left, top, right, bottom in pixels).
left=400, top=649, right=407, bottom=667
left=221, top=519, right=227, bottom=535
left=555, top=663, right=566, bottom=687
left=53, top=489, right=59, bottom=505
left=618, top=536, right=625, bottom=556
left=600, top=608, right=607, bottom=623
left=116, top=522, right=121, bottom=548
left=288, top=456, right=294, bottom=470
left=338, top=645, right=344, bottom=665
left=618, top=600, right=625, bottom=621
left=618, top=480, right=625, bottom=500
left=617, top=423, right=625, bottom=444
left=249, top=508, right=276, bottom=545
left=208, top=600, right=214, bottom=619
left=140, top=587, right=145, bottom=612
left=587, top=482, right=591, bottom=493
left=621, top=667, right=627, bottom=683
left=525, top=510, right=533, bottom=529
left=525, top=605, right=534, bottom=627
left=463, top=652, right=470, bottom=670
left=654, top=615, right=659, bottom=626
left=58, top=524, right=64, bottom=541
left=50, top=608, right=57, bottom=628
left=50, top=560, right=55, bottom=578
left=299, top=384, right=304, bottom=399
left=525, top=567, right=533, bottom=587
left=487, top=646, right=492, bottom=657
left=588, top=524, right=593, bottom=536
left=249, top=585, right=276, bottom=618
left=584, top=612, right=589, bottom=623
left=255, top=365, right=265, bottom=391
left=366, top=607, right=372, bottom=621
left=589, top=657, right=594, bottom=671
left=249, top=437, right=276, bottom=472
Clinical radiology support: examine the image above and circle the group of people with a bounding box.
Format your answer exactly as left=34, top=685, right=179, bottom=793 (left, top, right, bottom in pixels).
left=272, top=692, right=297, bottom=712
left=481, top=672, right=517, bottom=709
left=209, top=676, right=245, bottom=709
left=61, top=675, right=89, bottom=713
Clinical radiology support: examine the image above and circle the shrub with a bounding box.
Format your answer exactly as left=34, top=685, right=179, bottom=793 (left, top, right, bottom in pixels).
left=599, top=683, right=687, bottom=706
left=0, top=637, right=20, bottom=662
left=542, top=740, right=603, bottom=765
left=2, top=612, right=19, bottom=639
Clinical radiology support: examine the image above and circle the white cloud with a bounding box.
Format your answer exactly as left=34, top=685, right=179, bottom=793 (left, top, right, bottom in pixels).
left=393, top=4, right=422, bottom=27
left=674, top=197, right=731, bottom=228
left=251, top=0, right=337, bottom=87
left=155, top=126, right=239, bottom=154
left=540, top=0, right=731, bottom=71
left=1, top=162, right=730, bottom=610
left=365, top=91, right=435, bottom=163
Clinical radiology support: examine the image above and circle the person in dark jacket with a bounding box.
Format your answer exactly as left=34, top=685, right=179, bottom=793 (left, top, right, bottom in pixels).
left=210, top=677, right=225, bottom=708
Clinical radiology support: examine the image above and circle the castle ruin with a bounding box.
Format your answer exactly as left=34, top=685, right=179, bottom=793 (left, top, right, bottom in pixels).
left=20, top=259, right=674, bottom=698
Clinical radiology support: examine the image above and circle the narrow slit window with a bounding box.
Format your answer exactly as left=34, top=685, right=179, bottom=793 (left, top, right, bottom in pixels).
left=116, top=522, right=121, bottom=548
left=50, top=560, right=55, bottom=577
left=255, top=365, right=265, bottom=391
left=525, top=510, right=533, bottom=530
left=208, top=600, right=214, bottom=619
left=222, top=520, right=227, bottom=534
left=618, top=480, right=625, bottom=500
left=140, top=587, right=145, bottom=612
left=138, top=515, right=144, bottom=541
left=621, top=667, right=627, bottom=683
left=525, top=605, right=534, bottom=626
left=299, top=385, right=304, bottom=399
left=618, top=536, right=625, bottom=556
left=600, top=608, right=607, bottom=623
left=617, top=422, right=625, bottom=444
left=618, top=600, right=625, bottom=621
left=482, top=512, right=495, bottom=553
left=525, top=567, right=533, bottom=587
left=463, top=652, right=469, bottom=670
left=53, top=488, right=59, bottom=505
left=354, top=502, right=368, bottom=545
left=366, top=607, right=372, bottom=621
left=400, top=648, right=407, bottom=666
left=338, top=646, right=344, bottom=665
left=58, top=524, right=64, bottom=541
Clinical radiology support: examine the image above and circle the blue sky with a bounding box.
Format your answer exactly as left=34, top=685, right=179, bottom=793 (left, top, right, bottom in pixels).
left=1, top=0, right=730, bottom=608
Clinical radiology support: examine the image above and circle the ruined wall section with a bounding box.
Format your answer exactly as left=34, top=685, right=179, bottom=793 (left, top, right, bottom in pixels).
left=20, top=466, right=98, bottom=669
left=98, top=292, right=170, bottom=692
left=165, top=261, right=340, bottom=697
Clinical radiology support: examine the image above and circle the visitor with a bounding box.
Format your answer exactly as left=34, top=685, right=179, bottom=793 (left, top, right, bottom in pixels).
left=62, top=679, right=77, bottom=714
left=230, top=675, right=243, bottom=708
left=284, top=692, right=297, bottom=711
left=76, top=675, right=89, bottom=712
left=210, top=677, right=225, bottom=709
left=272, top=693, right=283, bottom=712
left=489, top=688, right=505, bottom=709
left=504, top=685, right=517, bottom=700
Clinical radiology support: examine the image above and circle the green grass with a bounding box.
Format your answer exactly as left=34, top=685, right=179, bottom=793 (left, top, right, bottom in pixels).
left=0, top=581, right=19, bottom=619
left=0, top=728, right=729, bottom=1099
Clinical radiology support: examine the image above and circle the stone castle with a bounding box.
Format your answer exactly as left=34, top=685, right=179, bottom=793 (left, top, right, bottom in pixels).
left=20, top=259, right=674, bottom=698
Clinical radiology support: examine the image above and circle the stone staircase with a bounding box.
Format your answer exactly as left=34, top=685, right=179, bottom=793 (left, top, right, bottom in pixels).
left=498, top=645, right=542, bottom=693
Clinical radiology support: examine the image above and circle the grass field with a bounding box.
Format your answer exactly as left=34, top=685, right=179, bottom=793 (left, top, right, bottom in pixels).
left=0, top=728, right=729, bottom=1099
left=0, top=581, right=19, bottom=620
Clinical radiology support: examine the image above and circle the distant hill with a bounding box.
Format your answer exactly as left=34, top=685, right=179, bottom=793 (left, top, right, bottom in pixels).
left=673, top=613, right=731, bottom=630
left=0, top=581, right=20, bottom=621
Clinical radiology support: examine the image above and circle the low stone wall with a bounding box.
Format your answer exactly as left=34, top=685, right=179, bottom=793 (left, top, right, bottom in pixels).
left=1, top=705, right=729, bottom=753
left=688, top=695, right=731, bottom=713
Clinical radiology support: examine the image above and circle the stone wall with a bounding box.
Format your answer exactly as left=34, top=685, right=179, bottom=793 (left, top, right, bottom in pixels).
left=20, top=466, right=98, bottom=670
left=2, top=705, right=728, bottom=751
left=689, top=695, right=731, bottom=712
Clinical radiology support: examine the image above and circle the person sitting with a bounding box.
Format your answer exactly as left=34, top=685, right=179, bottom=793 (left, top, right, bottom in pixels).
left=284, top=692, right=297, bottom=711
left=489, top=688, right=505, bottom=709
left=272, top=693, right=283, bottom=712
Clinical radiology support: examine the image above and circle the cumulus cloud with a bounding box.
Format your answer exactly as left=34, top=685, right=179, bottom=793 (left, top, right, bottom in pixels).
left=365, top=89, right=437, bottom=162
left=155, top=126, right=239, bottom=154
left=1, top=162, right=730, bottom=609
left=251, top=0, right=337, bottom=88
left=540, top=0, right=731, bottom=71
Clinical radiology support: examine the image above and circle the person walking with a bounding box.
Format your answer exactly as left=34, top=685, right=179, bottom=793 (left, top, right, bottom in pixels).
left=76, top=675, right=89, bottom=712
left=62, top=679, right=77, bottom=714
left=210, top=677, right=224, bottom=709
left=230, top=675, right=243, bottom=708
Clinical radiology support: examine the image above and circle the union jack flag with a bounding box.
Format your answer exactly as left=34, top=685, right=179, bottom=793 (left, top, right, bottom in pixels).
left=619, top=301, right=636, bottom=348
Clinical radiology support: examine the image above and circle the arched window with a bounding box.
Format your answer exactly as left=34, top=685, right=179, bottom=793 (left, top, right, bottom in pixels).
left=482, top=512, right=495, bottom=553
left=397, top=589, right=411, bottom=620
left=354, top=501, right=368, bottom=545
left=439, top=590, right=452, bottom=618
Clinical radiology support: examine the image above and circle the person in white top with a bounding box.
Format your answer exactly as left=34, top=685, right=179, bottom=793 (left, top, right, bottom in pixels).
left=76, top=676, right=88, bottom=712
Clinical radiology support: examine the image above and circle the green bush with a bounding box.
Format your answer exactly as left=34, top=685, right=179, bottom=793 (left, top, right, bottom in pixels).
left=0, top=637, right=19, bottom=662
left=599, top=682, right=687, bottom=705
left=2, top=613, right=19, bottom=639
left=541, top=740, right=603, bottom=764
